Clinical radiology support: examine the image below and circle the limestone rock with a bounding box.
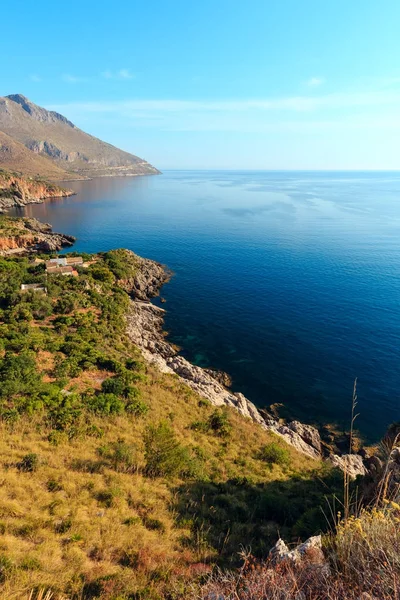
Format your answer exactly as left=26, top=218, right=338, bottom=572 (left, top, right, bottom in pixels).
left=268, top=424, right=321, bottom=459
left=269, top=535, right=324, bottom=565
left=287, top=421, right=322, bottom=455
left=329, top=453, right=367, bottom=479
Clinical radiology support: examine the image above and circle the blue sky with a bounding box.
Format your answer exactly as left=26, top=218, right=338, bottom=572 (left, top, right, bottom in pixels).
left=2, top=0, right=400, bottom=169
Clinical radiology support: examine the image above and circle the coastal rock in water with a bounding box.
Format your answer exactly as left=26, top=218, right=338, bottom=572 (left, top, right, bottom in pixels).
left=0, top=216, right=75, bottom=255
left=329, top=453, right=367, bottom=479
left=204, top=368, right=232, bottom=388
left=120, top=255, right=171, bottom=301
left=126, top=299, right=321, bottom=457
left=126, top=301, right=268, bottom=428
left=0, top=170, right=75, bottom=210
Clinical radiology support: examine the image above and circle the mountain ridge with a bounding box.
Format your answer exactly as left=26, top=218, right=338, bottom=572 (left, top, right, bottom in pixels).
left=0, top=94, right=159, bottom=179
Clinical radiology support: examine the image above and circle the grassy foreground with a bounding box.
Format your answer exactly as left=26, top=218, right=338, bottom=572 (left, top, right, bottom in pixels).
left=0, top=248, right=345, bottom=599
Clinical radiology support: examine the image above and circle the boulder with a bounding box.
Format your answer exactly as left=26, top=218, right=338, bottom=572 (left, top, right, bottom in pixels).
left=269, top=424, right=321, bottom=459
left=329, top=453, right=367, bottom=479
left=269, top=535, right=324, bottom=565
left=287, top=421, right=322, bottom=455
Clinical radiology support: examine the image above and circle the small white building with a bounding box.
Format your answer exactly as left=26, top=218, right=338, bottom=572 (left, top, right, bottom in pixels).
left=20, top=283, right=47, bottom=293
left=46, top=257, right=67, bottom=268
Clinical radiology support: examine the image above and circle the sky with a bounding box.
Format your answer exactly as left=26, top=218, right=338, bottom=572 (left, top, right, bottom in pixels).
left=2, top=0, right=400, bottom=170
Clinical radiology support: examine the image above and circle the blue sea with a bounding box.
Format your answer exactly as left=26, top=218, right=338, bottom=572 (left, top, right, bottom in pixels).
left=14, top=171, right=400, bottom=441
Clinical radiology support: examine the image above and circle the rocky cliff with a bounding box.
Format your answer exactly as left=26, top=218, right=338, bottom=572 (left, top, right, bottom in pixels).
left=0, top=216, right=75, bottom=254
left=0, top=169, right=75, bottom=210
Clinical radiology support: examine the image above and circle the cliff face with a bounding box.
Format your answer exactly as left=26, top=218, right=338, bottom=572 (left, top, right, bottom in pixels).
left=0, top=170, right=75, bottom=210
left=0, top=216, right=75, bottom=254
left=0, top=94, right=160, bottom=179
left=0, top=130, right=76, bottom=180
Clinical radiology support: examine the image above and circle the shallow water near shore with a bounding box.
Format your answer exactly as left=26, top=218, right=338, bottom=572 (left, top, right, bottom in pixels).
left=12, top=170, right=400, bottom=441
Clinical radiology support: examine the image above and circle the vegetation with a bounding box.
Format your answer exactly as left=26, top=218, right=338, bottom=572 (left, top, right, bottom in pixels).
left=0, top=246, right=388, bottom=599
left=196, top=503, right=400, bottom=599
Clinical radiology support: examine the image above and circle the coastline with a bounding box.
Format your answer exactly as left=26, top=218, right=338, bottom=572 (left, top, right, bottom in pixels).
left=0, top=170, right=75, bottom=211
left=0, top=207, right=369, bottom=476
left=123, top=254, right=367, bottom=475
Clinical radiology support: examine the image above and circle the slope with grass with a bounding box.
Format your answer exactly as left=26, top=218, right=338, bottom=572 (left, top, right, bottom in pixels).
left=0, top=132, right=76, bottom=181
left=0, top=247, right=346, bottom=599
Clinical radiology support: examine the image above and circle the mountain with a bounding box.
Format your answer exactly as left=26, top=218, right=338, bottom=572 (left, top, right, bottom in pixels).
left=0, top=94, right=159, bottom=179
left=0, top=130, right=75, bottom=180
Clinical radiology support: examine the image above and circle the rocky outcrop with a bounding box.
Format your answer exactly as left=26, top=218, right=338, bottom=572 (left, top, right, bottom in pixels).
left=269, top=535, right=326, bottom=567
left=0, top=170, right=74, bottom=209
left=0, top=216, right=75, bottom=254
left=329, top=453, right=367, bottom=479
left=120, top=256, right=172, bottom=301
left=267, top=422, right=321, bottom=460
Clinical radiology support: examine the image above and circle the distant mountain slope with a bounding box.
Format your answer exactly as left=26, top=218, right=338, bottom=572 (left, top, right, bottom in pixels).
left=0, top=94, right=160, bottom=179
left=0, top=131, right=76, bottom=180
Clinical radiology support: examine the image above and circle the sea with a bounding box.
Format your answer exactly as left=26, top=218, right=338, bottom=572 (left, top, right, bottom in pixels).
left=12, top=170, right=400, bottom=441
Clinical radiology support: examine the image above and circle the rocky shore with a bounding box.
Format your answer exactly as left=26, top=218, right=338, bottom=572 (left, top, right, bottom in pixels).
left=0, top=170, right=75, bottom=211
left=124, top=256, right=368, bottom=474
left=0, top=216, right=76, bottom=254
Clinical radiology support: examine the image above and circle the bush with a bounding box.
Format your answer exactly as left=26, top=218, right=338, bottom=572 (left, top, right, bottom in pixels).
left=17, top=453, right=39, bottom=472
left=144, top=422, right=190, bottom=478
left=258, top=442, right=290, bottom=467
left=208, top=409, right=232, bottom=437
left=87, top=393, right=125, bottom=415
left=126, top=397, right=149, bottom=417
left=97, top=439, right=139, bottom=472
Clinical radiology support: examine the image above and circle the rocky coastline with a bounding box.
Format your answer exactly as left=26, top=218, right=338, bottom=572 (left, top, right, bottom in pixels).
left=124, top=255, right=368, bottom=475
left=0, top=216, right=76, bottom=254
left=0, top=170, right=75, bottom=211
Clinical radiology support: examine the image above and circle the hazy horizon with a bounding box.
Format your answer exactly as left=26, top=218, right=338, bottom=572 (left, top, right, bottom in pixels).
left=3, top=0, right=400, bottom=170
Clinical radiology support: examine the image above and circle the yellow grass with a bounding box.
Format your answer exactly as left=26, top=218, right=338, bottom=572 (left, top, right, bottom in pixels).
left=0, top=364, right=319, bottom=599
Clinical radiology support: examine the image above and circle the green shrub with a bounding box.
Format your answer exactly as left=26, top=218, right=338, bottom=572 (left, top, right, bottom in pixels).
left=208, top=409, right=231, bottom=437
left=17, top=453, right=39, bottom=472
left=55, top=518, right=72, bottom=534
left=126, top=397, right=149, bottom=417
left=87, top=392, right=125, bottom=415
left=144, top=422, right=190, bottom=478
left=47, top=478, right=63, bottom=492
left=0, top=555, right=13, bottom=582
left=190, top=409, right=231, bottom=438
left=142, top=517, right=166, bottom=533
left=258, top=442, right=290, bottom=466
left=97, top=440, right=139, bottom=472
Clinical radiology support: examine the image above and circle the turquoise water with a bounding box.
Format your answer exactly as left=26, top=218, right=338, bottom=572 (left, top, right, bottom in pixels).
left=15, top=170, right=400, bottom=440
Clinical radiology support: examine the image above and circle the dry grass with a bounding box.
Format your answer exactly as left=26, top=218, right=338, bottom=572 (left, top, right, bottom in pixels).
left=0, top=365, right=319, bottom=599
left=193, top=504, right=400, bottom=600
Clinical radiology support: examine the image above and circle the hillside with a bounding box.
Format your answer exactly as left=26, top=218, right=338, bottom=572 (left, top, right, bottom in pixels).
left=0, top=241, right=345, bottom=599
left=0, top=94, right=160, bottom=179
left=0, top=226, right=398, bottom=599
left=0, top=131, right=75, bottom=180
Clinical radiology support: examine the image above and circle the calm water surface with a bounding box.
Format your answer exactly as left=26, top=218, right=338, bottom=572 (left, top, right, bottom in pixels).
left=14, top=171, right=400, bottom=440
